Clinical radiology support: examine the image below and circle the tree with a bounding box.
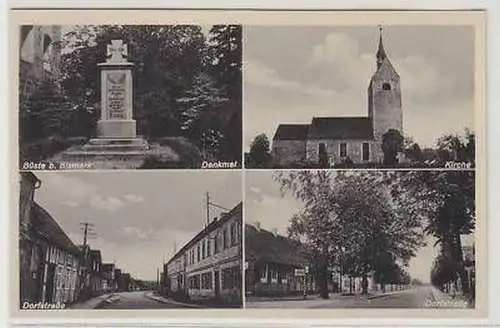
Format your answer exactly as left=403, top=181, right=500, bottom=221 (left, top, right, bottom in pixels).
left=176, top=73, right=229, bottom=160
left=403, top=137, right=423, bottom=162
left=19, top=79, right=72, bottom=142
left=436, top=129, right=475, bottom=164
left=275, top=171, right=425, bottom=296
left=206, top=25, right=242, bottom=162
left=397, top=171, right=475, bottom=297
left=60, top=25, right=207, bottom=138
left=382, top=129, right=404, bottom=166
left=247, top=134, right=272, bottom=168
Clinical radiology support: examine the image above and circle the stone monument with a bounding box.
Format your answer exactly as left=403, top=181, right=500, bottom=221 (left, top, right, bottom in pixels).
left=64, top=39, right=149, bottom=159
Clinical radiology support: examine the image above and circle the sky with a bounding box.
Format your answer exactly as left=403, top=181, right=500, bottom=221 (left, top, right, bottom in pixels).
left=244, top=25, right=475, bottom=151
left=34, top=171, right=242, bottom=281
left=245, top=170, right=439, bottom=283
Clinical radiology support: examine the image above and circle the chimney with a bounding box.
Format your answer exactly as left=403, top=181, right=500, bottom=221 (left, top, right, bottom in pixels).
left=254, top=221, right=261, bottom=230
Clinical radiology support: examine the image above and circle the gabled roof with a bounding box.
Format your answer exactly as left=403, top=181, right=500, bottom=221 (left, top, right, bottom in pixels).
left=307, top=117, right=373, bottom=140
left=273, top=124, right=310, bottom=141
left=31, top=202, right=80, bottom=256
left=245, top=224, right=309, bottom=267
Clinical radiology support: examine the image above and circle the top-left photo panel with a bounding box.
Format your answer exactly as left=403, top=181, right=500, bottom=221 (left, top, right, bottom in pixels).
left=18, top=25, right=242, bottom=170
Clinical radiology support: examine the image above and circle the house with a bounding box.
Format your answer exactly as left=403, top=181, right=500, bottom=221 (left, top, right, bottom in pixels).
left=271, top=28, right=403, bottom=167
left=101, top=263, right=118, bottom=292
left=245, top=223, right=313, bottom=296
left=164, top=202, right=243, bottom=306
left=19, top=172, right=81, bottom=307
left=27, top=203, right=81, bottom=305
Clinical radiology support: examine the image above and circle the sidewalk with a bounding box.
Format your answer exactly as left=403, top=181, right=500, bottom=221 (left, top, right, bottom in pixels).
left=69, top=293, right=115, bottom=309
left=144, top=292, right=204, bottom=308
left=247, top=289, right=411, bottom=303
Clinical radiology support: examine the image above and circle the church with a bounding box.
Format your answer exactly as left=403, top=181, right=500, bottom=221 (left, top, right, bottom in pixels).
left=271, top=28, right=403, bottom=167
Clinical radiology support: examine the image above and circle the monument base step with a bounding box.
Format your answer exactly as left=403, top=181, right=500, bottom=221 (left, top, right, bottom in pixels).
left=62, top=138, right=149, bottom=158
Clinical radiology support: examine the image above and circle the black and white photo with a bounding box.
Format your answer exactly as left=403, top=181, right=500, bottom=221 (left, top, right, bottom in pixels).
left=244, top=26, right=475, bottom=169
left=245, top=170, right=475, bottom=309
left=19, top=171, right=243, bottom=309
left=19, top=25, right=242, bottom=170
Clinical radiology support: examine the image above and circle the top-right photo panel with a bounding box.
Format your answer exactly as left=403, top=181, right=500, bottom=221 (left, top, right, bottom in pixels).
left=244, top=25, right=477, bottom=169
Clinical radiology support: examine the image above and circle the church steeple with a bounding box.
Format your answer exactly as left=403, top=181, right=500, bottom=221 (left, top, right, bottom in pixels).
left=376, top=26, right=387, bottom=69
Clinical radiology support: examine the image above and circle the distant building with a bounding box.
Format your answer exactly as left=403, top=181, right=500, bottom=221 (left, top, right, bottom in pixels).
left=19, top=25, right=62, bottom=98
left=101, top=263, right=118, bottom=292
left=271, top=28, right=403, bottom=167
left=165, top=202, right=243, bottom=307
left=245, top=223, right=313, bottom=296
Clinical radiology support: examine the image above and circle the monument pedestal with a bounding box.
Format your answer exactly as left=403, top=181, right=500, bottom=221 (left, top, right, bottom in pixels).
left=97, top=119, right=137, bottom=138
left=62, top=39, right=150, bottom=163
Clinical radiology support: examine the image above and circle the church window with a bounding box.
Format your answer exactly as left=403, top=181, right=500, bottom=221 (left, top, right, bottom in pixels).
left=362, top=143, right=370, bottom=161
left=382, top=82, right=391, bottom=90
left=339, top=143, right=347, bottom=157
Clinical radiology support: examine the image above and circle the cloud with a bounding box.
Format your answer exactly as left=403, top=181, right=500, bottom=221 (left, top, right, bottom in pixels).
left=90, top=195, right=125, bottom=212
left=123, top=194, right=144, bottom=203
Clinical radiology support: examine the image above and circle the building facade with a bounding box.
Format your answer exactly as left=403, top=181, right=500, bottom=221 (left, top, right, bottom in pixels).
left=165, top=202, right=243, bottom=307
left=272, top=28, right=403, bottom=167
left=19, top=25, right=62, bottom=98
left=245, top=223, right=314, bottom=296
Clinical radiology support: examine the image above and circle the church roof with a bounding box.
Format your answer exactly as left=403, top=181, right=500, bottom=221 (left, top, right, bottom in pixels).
left=308, top=117, right=373, bottom=140
left=273, top=124, right=310, bottom=141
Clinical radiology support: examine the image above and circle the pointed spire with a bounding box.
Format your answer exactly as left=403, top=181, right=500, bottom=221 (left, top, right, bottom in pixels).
left=376, top=25, right=387, bottom=69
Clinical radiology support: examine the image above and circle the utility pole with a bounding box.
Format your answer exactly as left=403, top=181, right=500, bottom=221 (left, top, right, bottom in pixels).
left=80, top=222, right=96, bottom=247
left=206, top=192, right=210, bottom=227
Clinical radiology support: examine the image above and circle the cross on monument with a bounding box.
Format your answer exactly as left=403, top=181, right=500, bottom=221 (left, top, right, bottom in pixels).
left=106, top=40, right=128, bottom=63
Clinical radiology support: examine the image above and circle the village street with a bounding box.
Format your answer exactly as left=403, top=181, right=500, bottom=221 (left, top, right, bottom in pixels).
left=245, top=285, right=470, bottom=309
left=97, top=291, right=193, bottom=309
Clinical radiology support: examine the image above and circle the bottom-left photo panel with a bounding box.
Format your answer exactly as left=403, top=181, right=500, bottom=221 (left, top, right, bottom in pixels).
left=18, top=170, right=243, bottom=310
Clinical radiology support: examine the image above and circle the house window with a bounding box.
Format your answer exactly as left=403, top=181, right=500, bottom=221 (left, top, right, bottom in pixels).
left=222, top=266, right=240, bottom=290
left=207, top=239, right=211, bottom=257
left=202, top=241, right=206, bottom=259
left=197, top=245, right=200, bottom=262
left=214, top=235, right=219, bottom=254
left=339, top=143, right=347, bottom=157
left=362, top=142, right=370, bottom=161
left=230, top=222, right=238, bottom=247
left=201, top=272, right=212, bottom=290
left=223, top=227, right=229, bottom=249
left=382, top=82, right=391, bottom=90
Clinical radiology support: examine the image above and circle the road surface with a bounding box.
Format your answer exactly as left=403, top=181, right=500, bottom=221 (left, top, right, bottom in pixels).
left=246, top=286, right=469, bottom=309
left=98, top=291, right=192, bottom=309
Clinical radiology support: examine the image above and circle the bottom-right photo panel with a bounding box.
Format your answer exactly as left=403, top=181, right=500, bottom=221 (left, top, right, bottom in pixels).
left=244, top=170, right=475, bottom=309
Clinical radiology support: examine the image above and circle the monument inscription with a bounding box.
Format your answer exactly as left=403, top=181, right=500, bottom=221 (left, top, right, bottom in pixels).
left=106, top=72, right=127, bottom=119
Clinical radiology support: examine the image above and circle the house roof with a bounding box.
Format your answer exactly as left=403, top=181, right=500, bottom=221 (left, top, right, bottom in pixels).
left=245, top=224, right=309, bottom=267
left=307, top=117, right=373, bottom=140
left=90, top=250, right=102, bottom=263
left=31, top=202, right=80, bottom=256
left=273, top=124, right=310, bottom=141
left=102, top=263, right=115, bottom=272
left=167, top=202, right=242, bottom=265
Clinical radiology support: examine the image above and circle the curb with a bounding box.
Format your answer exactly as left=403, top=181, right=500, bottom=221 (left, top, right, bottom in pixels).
left=367, top=290, right=408, bottom=300
left=144, top=293, right=203, bottom=308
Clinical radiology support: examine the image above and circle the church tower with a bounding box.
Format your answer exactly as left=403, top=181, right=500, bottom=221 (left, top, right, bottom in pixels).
left=368, top=27, right=403, bottom=141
